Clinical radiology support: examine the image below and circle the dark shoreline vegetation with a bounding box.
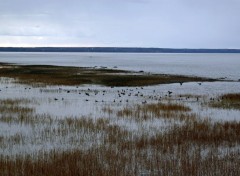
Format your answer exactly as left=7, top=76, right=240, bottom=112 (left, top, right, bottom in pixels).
left=0, top=62, right=218, bottom=86
left=1, top=47, right=240, bottom=53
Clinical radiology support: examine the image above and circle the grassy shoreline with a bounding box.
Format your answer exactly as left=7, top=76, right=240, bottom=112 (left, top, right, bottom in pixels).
left=0, top=62, right=218, bottom=86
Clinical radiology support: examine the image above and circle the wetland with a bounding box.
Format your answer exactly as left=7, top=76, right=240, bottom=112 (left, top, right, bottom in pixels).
left=0, top=52, right=240, bottom=175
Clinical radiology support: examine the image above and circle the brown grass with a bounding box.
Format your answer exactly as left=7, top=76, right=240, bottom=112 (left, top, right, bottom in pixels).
left=210, top=93, right=240, bottom=110
left=0, top=63, right=217, bottom=86
left=0, top=98, right=37, bottom=124
left=1, top=92, right=240, bottom=175
left=117, top=103, right=192, bottom=121
left=222, top=93, right=240, bottom=101
left=135, top=120, right=240, bottom=149
left=1, top=120, right=240, bottom=176
left=102, top=106, right=114, bottom=116
left=0, top=150, right=107, bottom=176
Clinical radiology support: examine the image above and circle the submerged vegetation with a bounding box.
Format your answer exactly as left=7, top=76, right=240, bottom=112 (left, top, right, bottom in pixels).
left=0, top=63, right=217, bottom=86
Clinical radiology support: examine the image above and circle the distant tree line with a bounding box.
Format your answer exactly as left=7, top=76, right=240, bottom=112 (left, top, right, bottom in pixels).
left=0, top=47, right=240, bottom=53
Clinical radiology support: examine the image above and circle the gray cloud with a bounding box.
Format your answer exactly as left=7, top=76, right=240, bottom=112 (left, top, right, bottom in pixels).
left=0, top=0, right=240, bottom=48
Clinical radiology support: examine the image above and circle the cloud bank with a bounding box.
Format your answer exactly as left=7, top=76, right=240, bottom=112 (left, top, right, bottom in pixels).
left=0, top=0, right=239, bottom=48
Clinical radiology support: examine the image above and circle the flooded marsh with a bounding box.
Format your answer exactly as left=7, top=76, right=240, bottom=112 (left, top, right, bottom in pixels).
left=0, top=53, right=240, bottom=175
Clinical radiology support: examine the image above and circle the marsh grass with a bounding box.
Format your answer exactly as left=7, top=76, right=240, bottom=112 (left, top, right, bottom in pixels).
left=209, top=93, right=240, bottom=110
left=117, top=103, right=192, bottom=121
left=0, top=99, right=33, bottom=106
left=1, top=118, right=240, bottom=175
left=143, top=120, right=240, bottom=148
left=102, top=106, right=114, bottom=116
left=1, top=95, right=240, bottom=175
left=0, top=63, right=217, bottom=86
left=0, top=98, right=37, bottom=124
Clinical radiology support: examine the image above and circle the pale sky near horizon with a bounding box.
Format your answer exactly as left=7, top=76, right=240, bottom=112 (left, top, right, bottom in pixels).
left=0, top=0, right=240, bottom=48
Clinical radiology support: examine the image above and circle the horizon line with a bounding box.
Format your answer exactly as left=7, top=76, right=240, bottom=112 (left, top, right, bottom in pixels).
left=0, top=46, right=240, bottom=50
left=1, top=47, right=240, bottom=53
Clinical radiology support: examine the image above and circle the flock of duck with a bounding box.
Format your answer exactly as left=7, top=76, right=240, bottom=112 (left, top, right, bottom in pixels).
left=0, top=82, right=224, bottom=105
left=45, top=82, right=207, bottom=104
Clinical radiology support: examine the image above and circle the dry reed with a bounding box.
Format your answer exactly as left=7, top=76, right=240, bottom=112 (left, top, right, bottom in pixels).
left=1, top=92, right=240, bottom=175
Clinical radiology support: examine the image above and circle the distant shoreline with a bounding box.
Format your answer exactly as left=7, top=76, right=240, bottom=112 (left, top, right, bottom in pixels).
left=1, top=47, right=240, bottom=53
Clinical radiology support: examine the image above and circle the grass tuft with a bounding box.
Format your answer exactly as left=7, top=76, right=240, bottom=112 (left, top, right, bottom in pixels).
left=210, top=93, right=240, bottom=110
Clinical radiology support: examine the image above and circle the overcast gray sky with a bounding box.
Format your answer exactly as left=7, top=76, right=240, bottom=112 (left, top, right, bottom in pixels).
left=0, top=0, right=240, bottom=48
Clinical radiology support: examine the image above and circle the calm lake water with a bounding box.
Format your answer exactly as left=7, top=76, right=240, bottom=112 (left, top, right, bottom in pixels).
left=0, top=52, right=240, bottom=81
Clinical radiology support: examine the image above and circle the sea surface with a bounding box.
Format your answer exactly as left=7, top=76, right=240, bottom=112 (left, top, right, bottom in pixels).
left=0, top=52, right=240, bottom=81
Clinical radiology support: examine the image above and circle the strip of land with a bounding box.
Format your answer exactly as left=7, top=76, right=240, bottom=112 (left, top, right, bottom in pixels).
left=1, top=47, right=240, bottom=53
left=0, top=63, right=217, bottom=86
left=0, top=62, right=219, bottom=86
